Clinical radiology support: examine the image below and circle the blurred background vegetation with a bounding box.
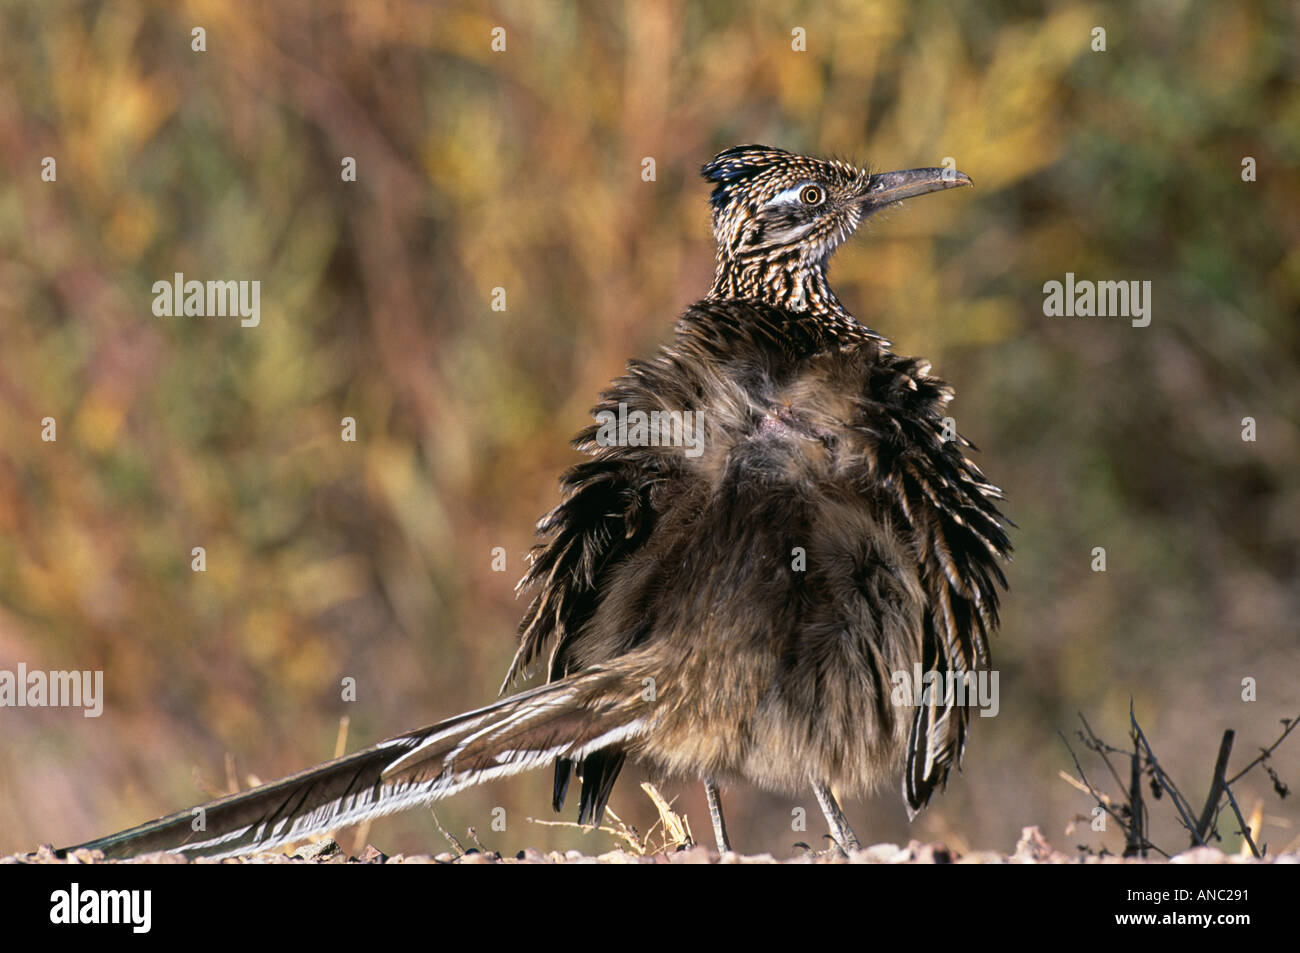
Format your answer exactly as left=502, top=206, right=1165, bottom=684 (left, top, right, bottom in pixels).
left=1, top=0, right=1296, bottom=858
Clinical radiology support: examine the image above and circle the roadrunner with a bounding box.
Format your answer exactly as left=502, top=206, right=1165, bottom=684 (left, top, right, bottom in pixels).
left=63, top=145, right=1009, bottom=859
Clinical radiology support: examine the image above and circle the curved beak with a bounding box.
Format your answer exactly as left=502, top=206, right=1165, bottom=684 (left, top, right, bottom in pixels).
left=858, top=167, right=973, bottom=212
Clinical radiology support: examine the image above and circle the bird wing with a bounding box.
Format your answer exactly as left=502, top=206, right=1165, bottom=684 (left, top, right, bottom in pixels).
left=503, top=354, right=694, bottom=819
left=849, top=350, right=1011, bottom=814
left=503, top=451, right=662, bottom=691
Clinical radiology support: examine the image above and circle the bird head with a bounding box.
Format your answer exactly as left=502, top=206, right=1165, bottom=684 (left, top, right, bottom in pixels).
left=702, top=145, right=971, bottom=315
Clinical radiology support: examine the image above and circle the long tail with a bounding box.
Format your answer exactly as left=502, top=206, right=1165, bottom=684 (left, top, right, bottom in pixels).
left=61, top=668, right=647, bottom=860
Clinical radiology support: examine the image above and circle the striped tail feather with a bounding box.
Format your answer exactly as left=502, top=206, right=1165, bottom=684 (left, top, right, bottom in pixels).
left=62, top=668, right=646, bottom=860
left=903, top=688, right=966, bottom=819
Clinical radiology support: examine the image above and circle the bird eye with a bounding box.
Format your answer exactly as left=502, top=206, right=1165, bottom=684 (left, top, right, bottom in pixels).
left=800, top=185, right=824, bottom=205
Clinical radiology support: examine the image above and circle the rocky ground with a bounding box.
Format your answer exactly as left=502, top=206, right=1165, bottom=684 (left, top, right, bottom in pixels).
left=6, top=827, right=1295, bottom=864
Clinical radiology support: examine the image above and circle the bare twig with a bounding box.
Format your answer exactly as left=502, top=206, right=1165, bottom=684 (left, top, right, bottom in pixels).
left=640, top=782, right=694, bottom=848
left=600, top=803, right=646, bottom=854
left=1067, top=706, right=1295, bottom=861
left=1193, top=730, right=1235, bottom=845
left=1222, top=783, right=1262, bottom=858
left=429, top=809, right=465, bottom=856
left=1059, top=730, right=1133, bottom=841
left=1129, top=701, right=1203, bottom=844
left=466, top=826, right=489, bottom=853
left=332, top=715, right=350, bottom=759
left=526, top=781, right=698, bottom=856
left=526, top=815, right=639, bottom=853
left=1058, top=769, right=1105, bottom=800
left=1226, top=716, right=1298, bottom=786
left=1240, top=801, right=1264, bottom=858
left=1126, top=731, right=1145, bottom=858
left=1078, top=712, right=1130, bottom=795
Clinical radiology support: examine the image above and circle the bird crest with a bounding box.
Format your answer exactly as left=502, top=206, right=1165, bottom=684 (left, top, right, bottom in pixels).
left=701, top=144, right=800, bottom=208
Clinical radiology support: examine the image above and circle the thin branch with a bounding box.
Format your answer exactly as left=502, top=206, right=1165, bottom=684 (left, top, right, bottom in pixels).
left=1059, top=730, right=1133, bottom=840
left=1222, top=783, right=1262, bottom=858
left=640, top=782, right=694, bottom=848
left=429, top=809, right=466, bottom=856
left=527, top=815, right=640, bottom=853
left=1058, top=769, right=1101, bottom=798
left=600, top=803, right=647, bottom=854
left=1058, top=734, right=1169, bottom=859
left=1193, top=730, right=1235, bottom=845
left=1129, top=701, right=1203, bottom=844
left=466, top=826, right=489, bottom=852
left=1226, top=715, right=1299, bottom=786
left=1126, top=732, right=1145, bottom=858
left=1078, top=712, right=1131, bottom=794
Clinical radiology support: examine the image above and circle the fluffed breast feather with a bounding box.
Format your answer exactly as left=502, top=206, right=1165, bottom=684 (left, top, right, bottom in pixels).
left=509, top=297, right=1010, bottom=813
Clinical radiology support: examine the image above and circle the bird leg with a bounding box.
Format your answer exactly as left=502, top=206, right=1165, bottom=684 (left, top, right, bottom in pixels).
left=812, top=781, right=861, bottom=854
left=703, top=779, right=732, bottom=853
